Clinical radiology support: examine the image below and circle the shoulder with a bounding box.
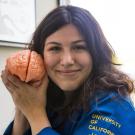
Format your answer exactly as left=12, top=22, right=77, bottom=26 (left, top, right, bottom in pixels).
left=90, top=89, right=135, bottom=113
left=73, top=90, right=135, bottom=135
left=86, top=90, right=135, bottom=134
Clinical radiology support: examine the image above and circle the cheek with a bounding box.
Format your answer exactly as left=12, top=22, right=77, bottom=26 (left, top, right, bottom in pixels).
left=77, top=53, right=93, bottom=69
left=87, top=57, right=93, bottom=72
left=44, top=53, right=59, bottom=71
left=44, top=57, right=53, bottom=71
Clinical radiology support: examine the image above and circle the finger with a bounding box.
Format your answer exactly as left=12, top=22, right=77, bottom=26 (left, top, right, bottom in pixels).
left=28, top=80, right=42, bottom=87
left=1, top=70, right=9, bottom=87
left=6, top=81, right=17, bottom=94
left=7, top=74, right=25, bottom=88
left=1, top=69, right=12, bottom=81
left=1, top=70, right=17, bottom=94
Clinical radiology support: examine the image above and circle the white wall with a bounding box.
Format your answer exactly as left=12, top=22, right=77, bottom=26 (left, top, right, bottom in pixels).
left=0, top=0, right=57, bottom=134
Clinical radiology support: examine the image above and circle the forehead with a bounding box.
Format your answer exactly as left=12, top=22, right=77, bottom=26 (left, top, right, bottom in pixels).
left=45, top=24, right=84, bottom=43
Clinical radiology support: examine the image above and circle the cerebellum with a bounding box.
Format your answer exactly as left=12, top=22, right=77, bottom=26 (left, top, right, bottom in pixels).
left=6, top=50, right=45, bottom=82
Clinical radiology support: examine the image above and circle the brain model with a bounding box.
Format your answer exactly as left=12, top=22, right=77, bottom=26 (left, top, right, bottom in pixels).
left=6, top=50, right=45, bottom=82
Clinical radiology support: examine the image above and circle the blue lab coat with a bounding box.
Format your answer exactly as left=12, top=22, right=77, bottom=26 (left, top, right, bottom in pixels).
left=4, top=90, right=135, bottom=135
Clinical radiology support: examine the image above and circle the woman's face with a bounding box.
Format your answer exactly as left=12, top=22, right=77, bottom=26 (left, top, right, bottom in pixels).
left=44, top=24, right=93, bottom=91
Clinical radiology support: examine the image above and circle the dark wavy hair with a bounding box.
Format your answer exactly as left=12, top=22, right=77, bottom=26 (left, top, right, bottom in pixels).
left=28, top=5, right=134, bottom=118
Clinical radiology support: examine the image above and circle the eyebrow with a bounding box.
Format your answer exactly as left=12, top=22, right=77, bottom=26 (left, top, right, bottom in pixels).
left=46, top=41, right=61, bottom=46
left=72, top=40, right=85, bottom=44
left=46, top=40, right=85, bottom=46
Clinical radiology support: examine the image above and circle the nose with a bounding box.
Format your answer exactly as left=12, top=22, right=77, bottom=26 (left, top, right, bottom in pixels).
left=60, top=50, right=75, bottom=67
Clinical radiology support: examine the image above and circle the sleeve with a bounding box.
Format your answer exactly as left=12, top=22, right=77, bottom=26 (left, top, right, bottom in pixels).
left=37, top=127, right=60, bottom=135
left=3, top=121, right=32, bottom=135
left=3, top=121, right=60, bottom=135
left=72, top=91, right=135, bottom=135
left=3, top=121, right=14, bottom=135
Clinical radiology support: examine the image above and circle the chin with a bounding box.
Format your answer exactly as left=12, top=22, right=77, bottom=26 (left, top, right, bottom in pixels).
left=58, top=84, right=79, bottom=91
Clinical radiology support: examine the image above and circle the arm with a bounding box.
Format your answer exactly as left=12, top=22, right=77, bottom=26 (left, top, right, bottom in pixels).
left=11, top=108, right=30, bottom=135
left=27, top=109, right=51, bottom=135
left=3, top=108, right=30, bottom=135
left=1, top=70, right=58, bottom=135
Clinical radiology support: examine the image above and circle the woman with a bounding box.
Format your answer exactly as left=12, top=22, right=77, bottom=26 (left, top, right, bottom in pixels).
left=1, top=5, right=135, bottom=135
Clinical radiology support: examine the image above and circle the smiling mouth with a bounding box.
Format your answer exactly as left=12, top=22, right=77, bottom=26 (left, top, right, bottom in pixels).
left=56, top=69, right=80, bottom=76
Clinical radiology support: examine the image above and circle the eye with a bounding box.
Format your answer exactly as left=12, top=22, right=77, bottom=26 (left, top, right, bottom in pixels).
left=48, top=46, right=61, bottom=52
left=73, top=45, right=87, bottom=51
